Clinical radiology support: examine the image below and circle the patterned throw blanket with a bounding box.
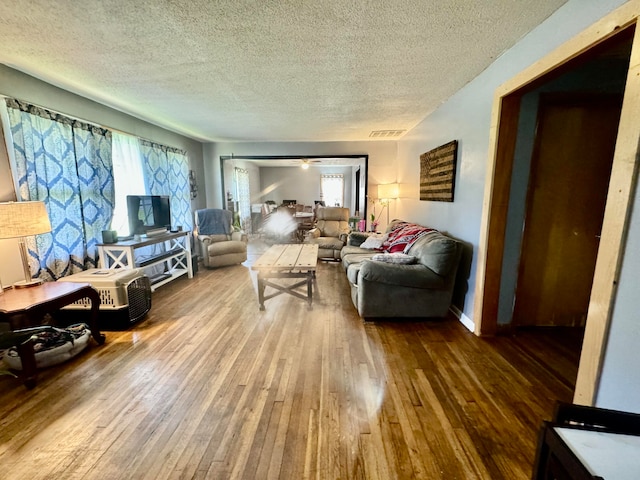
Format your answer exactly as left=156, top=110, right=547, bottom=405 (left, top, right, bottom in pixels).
left=383, top=222, right=436, bottom=253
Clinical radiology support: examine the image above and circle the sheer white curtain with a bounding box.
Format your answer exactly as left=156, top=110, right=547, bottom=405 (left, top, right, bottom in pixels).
left=320, top=174, right=344, bottom=207
left=235, top=167, right=251, bottom=233
left=111, top=132, right=146, bottom=236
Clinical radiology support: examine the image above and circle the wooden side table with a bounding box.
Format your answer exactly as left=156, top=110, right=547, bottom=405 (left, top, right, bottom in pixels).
left=0, top=282, right=104, bottom=389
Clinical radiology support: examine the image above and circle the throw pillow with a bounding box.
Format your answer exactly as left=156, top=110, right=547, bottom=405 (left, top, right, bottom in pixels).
left=371, top=252, right=418, bottom=264
left=348, top=232, right=372, bottom=247
left=360, top=234, right=387, bottom=250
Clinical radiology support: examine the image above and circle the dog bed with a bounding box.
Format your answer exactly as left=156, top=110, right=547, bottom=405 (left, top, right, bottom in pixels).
left=2, top=323, right=91, bottom=370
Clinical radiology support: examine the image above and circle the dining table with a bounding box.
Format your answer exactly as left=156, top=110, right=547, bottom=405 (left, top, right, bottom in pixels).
left=294, top=211, right=314, bottom=241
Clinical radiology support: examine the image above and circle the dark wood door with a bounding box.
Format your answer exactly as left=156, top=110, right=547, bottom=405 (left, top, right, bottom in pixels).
left=513, top=95, right=622, bottom=327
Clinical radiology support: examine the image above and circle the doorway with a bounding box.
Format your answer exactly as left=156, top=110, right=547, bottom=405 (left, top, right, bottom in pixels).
left=476, top=18, right=637, bottom=403
left=513, top=94, right=622, bottom=327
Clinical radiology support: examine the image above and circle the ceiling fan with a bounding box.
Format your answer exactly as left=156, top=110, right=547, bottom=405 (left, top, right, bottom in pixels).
left=291, top=158, right=322, bottom=169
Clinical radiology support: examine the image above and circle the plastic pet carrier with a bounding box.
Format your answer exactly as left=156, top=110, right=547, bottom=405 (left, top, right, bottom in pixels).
left=58, top=269, right=152, bottom=330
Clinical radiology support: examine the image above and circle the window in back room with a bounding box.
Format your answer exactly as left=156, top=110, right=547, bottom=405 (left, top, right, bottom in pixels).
left=320, top=174, right=344, bottom=207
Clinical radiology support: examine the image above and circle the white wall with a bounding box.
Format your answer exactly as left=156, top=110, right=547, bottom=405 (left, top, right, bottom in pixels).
left=597, top=175, right=640, bottom=413
left=395, top=0, right=629, bottom=325
left=259, top=166, right=353, bottom=209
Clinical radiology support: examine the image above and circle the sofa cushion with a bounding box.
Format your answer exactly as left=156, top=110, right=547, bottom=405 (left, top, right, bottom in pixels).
left=359, top=261, right=446, bottom=289
left=408, top=232, right=459, bottom=276
left=208, top=240, right=247, bottom=256
left=341, top=245, right=372, bottom=257
left=202, top=234, right=230, bottom=243
left=371, top=252, right=417, bottom=264
left=342, top=252, right=376, bottom=270
left=308, top=236, right=345, bottom=251
left=208, top=252, right=247, bottom=268
left=347, top=232, right=371, bottom=247
left=318, top=220, right=346, bottom=238
left=360, top=234, right=387, bottom=250
left=347, top=263, right=362, bottom=285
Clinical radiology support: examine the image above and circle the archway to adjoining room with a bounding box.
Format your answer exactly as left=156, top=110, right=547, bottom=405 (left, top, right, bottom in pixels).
left=219, top=155, right=368, bottom=235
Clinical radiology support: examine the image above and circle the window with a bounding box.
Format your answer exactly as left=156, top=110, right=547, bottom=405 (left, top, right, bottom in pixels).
left=2, top=98, right=191, bottom=282
left=110, top=132, right=146, bottom=235
left=111, top=133, right=193, bottom=236
left=320, top=174, right=344, bottom=207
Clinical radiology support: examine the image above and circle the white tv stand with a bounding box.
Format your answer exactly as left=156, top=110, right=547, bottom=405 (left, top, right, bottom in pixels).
left=97, top=231, right=193, bottom=292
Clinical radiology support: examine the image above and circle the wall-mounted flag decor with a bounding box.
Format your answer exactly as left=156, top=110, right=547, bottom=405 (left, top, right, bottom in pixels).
left=420, top=140, right=458, bottom=202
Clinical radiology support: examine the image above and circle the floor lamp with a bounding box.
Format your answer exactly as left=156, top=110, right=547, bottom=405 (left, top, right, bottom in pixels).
left=377, top=183, right=400, bottom=225
left=0, top=201, right=52, bottom=289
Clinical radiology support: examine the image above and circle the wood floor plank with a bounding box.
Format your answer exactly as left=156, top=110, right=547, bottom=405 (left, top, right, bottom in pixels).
left=0, top=241, right=576, bottom=479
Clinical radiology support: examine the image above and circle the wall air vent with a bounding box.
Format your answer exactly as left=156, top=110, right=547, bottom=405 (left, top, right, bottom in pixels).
left=369, top=129, right=406, bottom=138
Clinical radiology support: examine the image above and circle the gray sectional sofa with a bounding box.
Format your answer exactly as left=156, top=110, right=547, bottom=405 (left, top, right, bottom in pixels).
left=341, top=220, right=463, bottom=319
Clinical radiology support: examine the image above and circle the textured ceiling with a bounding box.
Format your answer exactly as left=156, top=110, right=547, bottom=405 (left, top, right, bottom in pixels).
left=0, top=0, right=567, bottom=142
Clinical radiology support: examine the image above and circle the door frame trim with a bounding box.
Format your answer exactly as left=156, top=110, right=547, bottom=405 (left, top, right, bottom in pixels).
left=473, top=2, right=640, bottom=405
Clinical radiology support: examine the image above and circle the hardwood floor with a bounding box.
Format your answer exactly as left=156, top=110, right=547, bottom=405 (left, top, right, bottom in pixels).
left=0, top=255, right=576, bottom=479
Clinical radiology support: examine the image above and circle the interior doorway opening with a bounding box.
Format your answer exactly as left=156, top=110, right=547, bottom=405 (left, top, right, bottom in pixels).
left=480, top=25, right=635, bottom=394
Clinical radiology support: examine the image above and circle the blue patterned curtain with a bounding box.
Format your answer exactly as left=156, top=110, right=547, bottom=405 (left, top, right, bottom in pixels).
left=139, top=140, right=192, bottom=231
left=6, top=99, right=114, bottom=281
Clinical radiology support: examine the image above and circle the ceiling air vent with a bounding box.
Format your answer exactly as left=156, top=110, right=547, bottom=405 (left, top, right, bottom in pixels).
left=369, top=129, right=406, bottom=138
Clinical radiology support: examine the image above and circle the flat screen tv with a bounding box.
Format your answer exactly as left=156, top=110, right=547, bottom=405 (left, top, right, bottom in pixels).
left=127, top=195, right=171, bottom=235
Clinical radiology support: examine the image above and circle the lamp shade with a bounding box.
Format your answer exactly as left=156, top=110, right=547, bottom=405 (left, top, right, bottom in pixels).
left=378, top=183, right=400, bottom=200
left=0, top=201, right=52, bottom=239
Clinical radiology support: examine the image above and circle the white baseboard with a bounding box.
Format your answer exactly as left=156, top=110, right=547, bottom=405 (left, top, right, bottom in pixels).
left=449, top=305, right=475, bottom=333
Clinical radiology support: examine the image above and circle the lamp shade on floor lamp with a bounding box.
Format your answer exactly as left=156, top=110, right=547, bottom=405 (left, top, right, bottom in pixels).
left=0, top=201, right=52, bottom=288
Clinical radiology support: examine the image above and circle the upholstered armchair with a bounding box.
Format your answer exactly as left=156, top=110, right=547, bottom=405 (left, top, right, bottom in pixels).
left=194, top=209, right=247, bottom=268
left=304, top=206, right=351, bottom=260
